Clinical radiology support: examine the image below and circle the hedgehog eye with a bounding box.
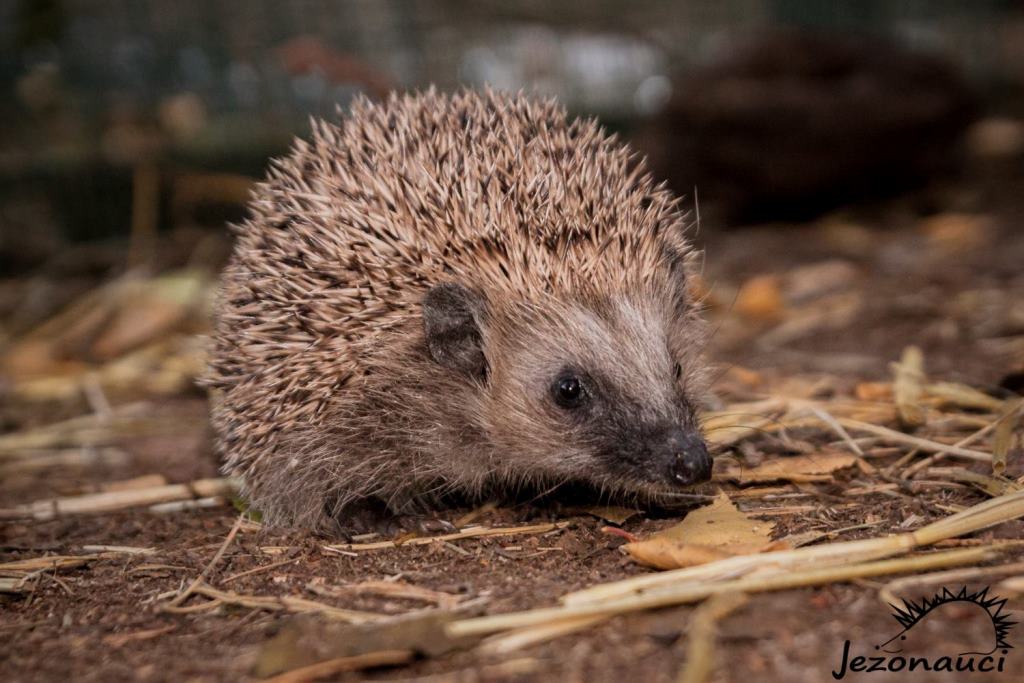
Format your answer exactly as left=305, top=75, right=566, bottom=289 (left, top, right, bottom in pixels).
left=552, top=375, right=585, bottom=409
left=673, top=362, right=683, bottom=380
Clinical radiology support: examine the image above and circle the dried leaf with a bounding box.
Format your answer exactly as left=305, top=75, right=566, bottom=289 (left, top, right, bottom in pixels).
left=716, top=451, right=860, bottom=484
left=584, top=506, right=641, bottom=525
left=734, top=275, right=784, bottom=321
left=624, top=492, right=775, bottom=570
left=855, top=382, right=892, bottom=401
left=722, top=366, right=763, bottom=388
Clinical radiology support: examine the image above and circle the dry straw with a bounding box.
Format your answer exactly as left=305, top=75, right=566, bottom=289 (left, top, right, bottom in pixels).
left=445, top=490, right=1024, bottom=639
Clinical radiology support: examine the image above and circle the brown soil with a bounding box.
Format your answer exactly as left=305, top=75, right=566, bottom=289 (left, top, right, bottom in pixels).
left=3, top=179, right=1024, bottom=682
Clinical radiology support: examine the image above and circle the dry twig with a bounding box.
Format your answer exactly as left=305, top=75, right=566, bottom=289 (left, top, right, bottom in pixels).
left=322, top=521, right=571, bottom=553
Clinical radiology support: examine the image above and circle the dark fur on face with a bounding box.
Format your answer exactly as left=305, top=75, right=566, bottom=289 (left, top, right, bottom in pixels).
left=462, top=286, right=711, bottom=503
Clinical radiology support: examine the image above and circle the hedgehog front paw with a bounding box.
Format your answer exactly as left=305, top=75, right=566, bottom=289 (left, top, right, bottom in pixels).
left=327, top=498, right=456, bottom=540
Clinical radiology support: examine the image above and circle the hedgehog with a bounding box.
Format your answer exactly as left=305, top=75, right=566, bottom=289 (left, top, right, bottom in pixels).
left=206, top=89, right=712, bottom=533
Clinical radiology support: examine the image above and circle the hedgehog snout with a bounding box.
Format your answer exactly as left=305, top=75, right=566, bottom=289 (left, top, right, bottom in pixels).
left=653, top=427, right=712, bottom=486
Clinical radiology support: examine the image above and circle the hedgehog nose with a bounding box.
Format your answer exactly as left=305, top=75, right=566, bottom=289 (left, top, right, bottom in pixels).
left=659, top=427, right=712, bottom=486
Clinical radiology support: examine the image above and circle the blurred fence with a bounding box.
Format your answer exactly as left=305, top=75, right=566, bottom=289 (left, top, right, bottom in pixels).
left=1, top=0, right=1023, bottom=242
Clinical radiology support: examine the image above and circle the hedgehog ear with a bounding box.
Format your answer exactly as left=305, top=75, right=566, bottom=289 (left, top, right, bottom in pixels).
left=422, top=283, right=489, bottom=379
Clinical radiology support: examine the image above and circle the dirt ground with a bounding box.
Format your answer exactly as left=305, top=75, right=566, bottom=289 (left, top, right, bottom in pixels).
left=3, top=176, right=1024, bottom=682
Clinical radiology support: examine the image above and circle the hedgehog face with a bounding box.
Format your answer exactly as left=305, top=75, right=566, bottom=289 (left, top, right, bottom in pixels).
left=540, top=360, right=711, bottom=492
left=515, top=297, right=712, bottom=495
left=423, top=283, right=711, bottom=498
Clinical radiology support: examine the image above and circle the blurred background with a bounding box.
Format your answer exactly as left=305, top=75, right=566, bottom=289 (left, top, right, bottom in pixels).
left=2, top=0, right=1024, bottom=416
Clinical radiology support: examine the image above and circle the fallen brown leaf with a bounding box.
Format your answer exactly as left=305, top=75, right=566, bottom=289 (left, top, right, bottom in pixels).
left=722, top=366, right=763, bottom=388
left=734, top=275, right=784, bottom=321
left=624, top=492, right=776, bottom=570
left=855, top=382, right=892, bottom=401
left=584, top=506, right=641, bottom=525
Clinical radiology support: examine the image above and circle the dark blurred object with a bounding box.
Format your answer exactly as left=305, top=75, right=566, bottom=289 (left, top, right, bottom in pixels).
left=0, top=195, right=63, bottom=272
left=1001, top=370, right=1024, bottom=396
left=650, top=28, right=978, bottom=223
left=14, top=0, right=66, bottom=51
